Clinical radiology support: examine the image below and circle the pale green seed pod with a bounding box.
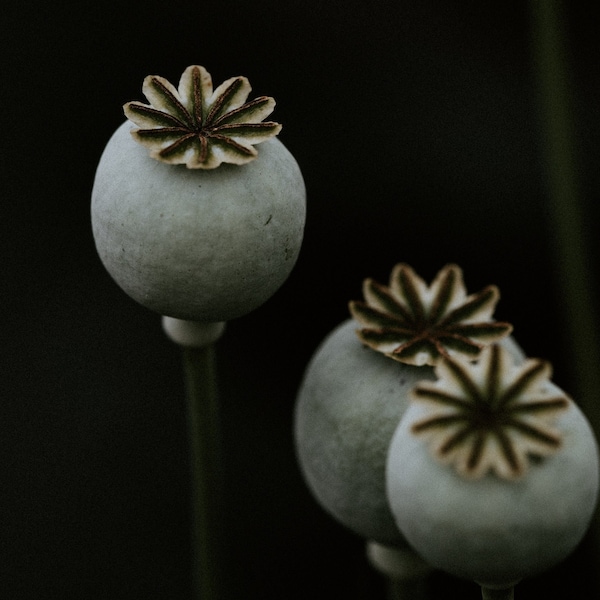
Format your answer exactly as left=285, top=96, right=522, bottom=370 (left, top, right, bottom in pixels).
left=91, top=120, right=306, bottom=321
left=294, top=318, right=526, bottom=545
left=294, top=319, right=435, bottom=545
left=386, top=345, right=599, bottom=588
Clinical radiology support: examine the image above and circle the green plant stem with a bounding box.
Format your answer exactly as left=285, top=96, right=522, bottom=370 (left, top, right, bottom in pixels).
left=481, top=586, right=514, bottom=600
left=529, top=1, right=600, bottom=418
left=182, top=344, right=225, bottom=600
left=386, top=577, right=429, bottom=600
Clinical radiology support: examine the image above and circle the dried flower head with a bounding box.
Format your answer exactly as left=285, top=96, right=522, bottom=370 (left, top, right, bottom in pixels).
left=349, top=263, right=512, bottom=367
left=410, top=344, right=569, bottom=480
left=124, top=65, right=282, bottom=169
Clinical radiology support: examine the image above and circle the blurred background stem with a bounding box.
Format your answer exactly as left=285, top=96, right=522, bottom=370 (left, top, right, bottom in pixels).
left=481, top=586, right=514, bottom=600
left=529, top=1, right=600, bottom=434
left=386, top=578, right=429, bottom=600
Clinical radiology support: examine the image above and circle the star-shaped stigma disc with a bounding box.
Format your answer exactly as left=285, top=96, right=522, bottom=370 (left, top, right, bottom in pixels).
left=349, top=263, right=512, bottom=366
left=410, top=344, right=570, bottom=479
left=124, top=65, right=282, bottom=169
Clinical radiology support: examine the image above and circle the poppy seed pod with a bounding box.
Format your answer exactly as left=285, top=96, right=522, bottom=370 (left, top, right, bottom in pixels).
left=295, top=319, right=435, bottom=545
left=294, top=320, right=526, bottom=545
left=386, top=344, right=599, bottom=589
left=294, top=265, right=521, bottom=545
left=91, top=66, right=306, bottom=322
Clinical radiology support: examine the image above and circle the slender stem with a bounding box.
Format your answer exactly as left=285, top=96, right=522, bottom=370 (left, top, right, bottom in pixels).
left=366, top=542, right=432, bottom=600
left=481, top=586, right=514, bottom=600
left=182, top=344, right=225, bottom=600
left=386, top=577, right=429, bottom=600
left=529, top=1, right=600, bottom=419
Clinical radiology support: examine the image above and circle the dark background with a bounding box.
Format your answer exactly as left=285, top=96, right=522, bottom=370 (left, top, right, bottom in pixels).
left=3, top=1, right=600, bottom=598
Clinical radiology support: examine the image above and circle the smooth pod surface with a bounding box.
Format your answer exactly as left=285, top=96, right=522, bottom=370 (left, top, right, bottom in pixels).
left=295, top=320, right=528, bottom=545
left=91, top=121, right=306, bottom=321
left=386, top=396, right=599, bottom=587
left=294, top=319, right=436, bottom=545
